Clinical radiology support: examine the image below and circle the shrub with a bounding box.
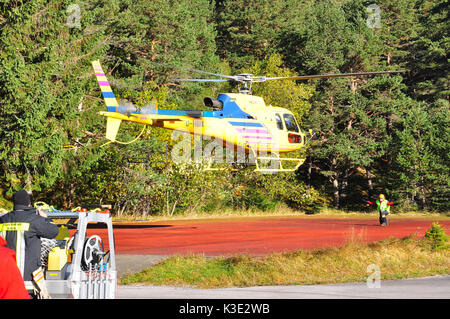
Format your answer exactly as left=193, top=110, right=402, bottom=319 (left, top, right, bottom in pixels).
left=424, top=222, right=449, bottom=251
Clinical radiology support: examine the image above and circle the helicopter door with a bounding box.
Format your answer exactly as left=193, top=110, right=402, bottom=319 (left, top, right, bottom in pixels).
left=283, top=113, right=302, bottom=144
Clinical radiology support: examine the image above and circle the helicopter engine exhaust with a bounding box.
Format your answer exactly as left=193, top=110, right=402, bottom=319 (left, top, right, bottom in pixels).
left=204, top=97, right=223, bottom=110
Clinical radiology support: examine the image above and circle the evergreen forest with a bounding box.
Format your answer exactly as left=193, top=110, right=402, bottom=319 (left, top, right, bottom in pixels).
left=0, top=0, right=448, bottom=216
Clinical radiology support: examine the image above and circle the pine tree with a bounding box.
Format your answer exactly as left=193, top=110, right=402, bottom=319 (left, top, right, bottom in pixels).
left=0, top=0, right=110, bottom=196
left=388, top=100, right=450, bottom=210
left=284, top=1, right=409, bottom=208
left=106, top=0, right=219, bottom=102
left=406, top=0, right=449, bottom=102
left=215, top=0, right=298, bottom=70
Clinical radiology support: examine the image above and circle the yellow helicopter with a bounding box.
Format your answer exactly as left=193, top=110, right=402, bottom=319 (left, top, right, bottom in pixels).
left=92, top=60, right=403, bottom=172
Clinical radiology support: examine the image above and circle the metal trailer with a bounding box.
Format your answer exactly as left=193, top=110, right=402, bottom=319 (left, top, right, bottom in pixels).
left=45, top=210, right=117, bottom=299
left=0, top=209, right=117, bottom=299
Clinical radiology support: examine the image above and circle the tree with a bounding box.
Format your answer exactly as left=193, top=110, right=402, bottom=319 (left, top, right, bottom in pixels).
left=406, top=0, right=449, bottom=103
left=106, top=0, right=220, bottom=108
left=282, top=1, right=410, bottom=208
left=215, top=0, right=302, bottom=70
left=0, top=0, right=110, bottom=197
left=388, top=100, right=450, bottom=210
left=372, top=0, right=450, bottom=210
left=1, top=0, right=447, bottom=214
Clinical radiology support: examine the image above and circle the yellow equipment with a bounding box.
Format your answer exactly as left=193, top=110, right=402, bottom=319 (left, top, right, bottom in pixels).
left=48, top=246, right=68, bottom=271
left=45, top=236, right=71, bottom=280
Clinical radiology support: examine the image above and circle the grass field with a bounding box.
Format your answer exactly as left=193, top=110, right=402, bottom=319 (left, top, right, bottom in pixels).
left=119, top=232, right=449, bottom=288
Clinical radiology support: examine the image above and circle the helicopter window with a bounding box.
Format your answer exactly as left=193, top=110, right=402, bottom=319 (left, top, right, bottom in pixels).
left=283, top=114, right=299, bottom=132
left=275, top=114, right=284, bottom=130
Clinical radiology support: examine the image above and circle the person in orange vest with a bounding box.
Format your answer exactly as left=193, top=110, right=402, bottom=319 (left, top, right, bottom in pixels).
left=367, top=194, right=393, bottom=226
left=0, top=235, right=30, bottom=299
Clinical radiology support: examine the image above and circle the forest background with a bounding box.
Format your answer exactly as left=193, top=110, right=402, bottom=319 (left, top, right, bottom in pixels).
left=0, top=0, right=448, bottom=217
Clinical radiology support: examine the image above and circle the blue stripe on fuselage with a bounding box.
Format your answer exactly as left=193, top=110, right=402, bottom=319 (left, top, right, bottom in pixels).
left=216, top=94, right=252, bottom=119
left=228, top=121, right=263, bottom=127
left=156, top=110, right=188, bottom=116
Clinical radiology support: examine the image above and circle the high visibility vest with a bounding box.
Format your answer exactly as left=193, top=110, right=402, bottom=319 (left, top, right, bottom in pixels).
left=376, top=200, right=390, bottom=213
left=0, top=222, right=30, bottom=277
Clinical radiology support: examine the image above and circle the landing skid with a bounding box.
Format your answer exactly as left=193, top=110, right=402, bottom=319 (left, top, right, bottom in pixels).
left=249, top=148, right=305, bottom=173
left=203, top=148, right=305, bottom=173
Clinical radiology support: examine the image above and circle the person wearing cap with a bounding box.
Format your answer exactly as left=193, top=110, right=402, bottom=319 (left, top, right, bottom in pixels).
left=367, top=194, right=392, bottom=226
left=0, top=190, right=59, bottom=294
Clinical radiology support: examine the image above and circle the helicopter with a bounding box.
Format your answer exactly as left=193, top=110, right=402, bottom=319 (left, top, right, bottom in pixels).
left=92, top=60, right=404, bottom=172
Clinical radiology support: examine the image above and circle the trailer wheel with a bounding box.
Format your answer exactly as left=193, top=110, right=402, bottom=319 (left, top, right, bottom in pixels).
left=81, top=235, right=104, bottom=270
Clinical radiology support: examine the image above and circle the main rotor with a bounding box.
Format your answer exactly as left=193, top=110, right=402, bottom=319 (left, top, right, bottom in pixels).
left=172, top=69, right=406, bottom=95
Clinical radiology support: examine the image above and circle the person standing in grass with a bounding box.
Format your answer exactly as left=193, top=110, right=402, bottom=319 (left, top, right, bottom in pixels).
left=367, top=194, right=393, bottom=226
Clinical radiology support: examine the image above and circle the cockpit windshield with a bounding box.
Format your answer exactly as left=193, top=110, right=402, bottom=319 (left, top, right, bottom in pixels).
left=283, top=114, right=299, bottom=132
left=275, top=113, right=284, bottom=130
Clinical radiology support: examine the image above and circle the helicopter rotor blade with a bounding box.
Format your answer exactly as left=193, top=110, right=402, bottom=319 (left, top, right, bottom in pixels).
left=169, top=69, right=406, bottom=94
left=184, top=68, right=238, bottom=80
left=145, top=61, right=236, bottom=81
left=263, top=70, right=406, bottom=81
left=171, top=78, right=232, bottom=83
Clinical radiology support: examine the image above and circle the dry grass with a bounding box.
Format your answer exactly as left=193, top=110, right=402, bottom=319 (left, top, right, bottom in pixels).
left=120, top=235, right=449, bottom=288
left=112, top=205, right=450, bottom=223
left=112, top=204, right=305, bottom=222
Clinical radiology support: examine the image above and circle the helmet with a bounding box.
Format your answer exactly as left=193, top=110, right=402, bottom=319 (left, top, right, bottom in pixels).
left=379, top=194, right=385, bottom=200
